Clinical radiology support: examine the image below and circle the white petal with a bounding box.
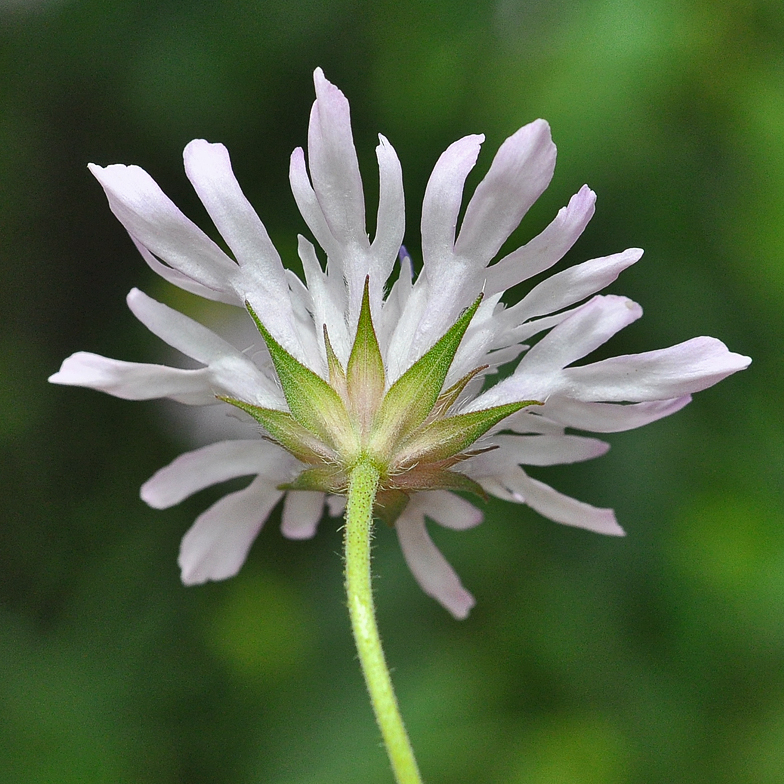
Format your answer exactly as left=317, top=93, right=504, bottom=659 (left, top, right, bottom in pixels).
left=281, top=491, right=325, bottom=540
left=298, top=235, right=351, bottom=364
left=396, top=504, right=476, bottom=619
left=179, top=476, right=284, bottom=585
left=510, top=304, right=582, bottom=343
left=485, top=184, right=596, bottom=295
left=408, top=135, right=492, bottom=358
left=479, top=343, right=526, bottom=374
left=141, top=439, right=288, bottom=509
left=128, top=290, right=282, bottom=405
left=519, top=295, right=642, bottom=375
left=126, top=288, right=245, bottom=365
left=183, top=140, right=283, bottom=276
left=289, top=147, right=339, bottom=258
left=446, top=297, right=500, bottom=383
left=484, top=468, right=625, bottom=536
left=369, top=134, right=405, bottom=286
left=384, top=275, right=431, bottom=382
left=506, top=409, right=566, bottom=435
left=506, top=247, right=643, bottom=324
left=418, top=490, right=484, bottom=530
left=88, top=162, right=241, bottom=297
left=421, top=134, right=484, bottom=268
left=182, top=140, right=304, bottom=359
left=309, top=68, right=368, bottom=250
left=559, top=337, right=752, bottom=402
left=465, top=296, right=643, bottom=410
left=131, top=238, right=239, bottom=304
left=377, top=248, right=414, bottom=356
left=541, top=396, right=692, bottom=432
left=456, top=119, right=556, bottom=266
left=49, top=351, right=215, bottom=404
left=284, top=268, right=324, bottom=372
left=490, top=434, right=610, bottom=466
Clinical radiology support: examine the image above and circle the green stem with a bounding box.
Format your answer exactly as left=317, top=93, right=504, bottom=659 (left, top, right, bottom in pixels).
left=345, top=458, right=424, bottom=784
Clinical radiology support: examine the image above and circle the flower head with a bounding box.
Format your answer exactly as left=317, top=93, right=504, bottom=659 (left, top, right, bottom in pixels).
left=50, top=68, right=750, bottom=619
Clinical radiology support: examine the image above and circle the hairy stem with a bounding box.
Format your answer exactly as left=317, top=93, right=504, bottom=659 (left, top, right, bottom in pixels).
left=344, top=458, right=423, bottom=784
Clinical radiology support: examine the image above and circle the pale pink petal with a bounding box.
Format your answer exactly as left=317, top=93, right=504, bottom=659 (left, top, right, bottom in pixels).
left=447, top=293, right=506, bottom=383
left=489, top=434, right=610, bottom=466
left=465, top=296, right=644, bottom=410
left=126, top=287, right=247, bottom=365
left=281, top=491, right=326, bottom=540
left=519, top=295, right=642, bottom=374
left=141, top=439, right=289, bottom=509
left=309, top=68, right=367, bottom=249
left=506, top=409, right=567, bottom=435
left=131, top=238, right=239, bottom=304
left=384, top=273, right=430, bottom=381
left=283, top=268, right=325, bottom=372
left=421, top=134, right=484, bottom=268
left=179, top=476, right=284, bottom=585
left=126, top=288, right=284, bottom=406
left=183, top=140, right=284, bottom=277
left=369, top=134, right=405, bottom=286
left=88, top=163, right=240, bottom=297
left=418, top=490, right=484, bottom=530
left=377, top=248, right=414, bottom=356
left=485, top=185, right=596, bottom=295
left=297, top=235, right=351, bottom=364
left=484, top=469, right=625, bottom=536
left=479, top=342, right=526, bottom=373
left=559, top=337, right=752, bottom=402
left=456, top=120, right=556, bottom=266
left=396, top=504, right=476, bottom=619
left=406, top=135, right=488, bottom=358
left=541, top=396, right=692, bottom=432
left=289, top=146, right=340, bottom=258
left=506, top=248, right=643, bottom=323
left=182, top=140, right=304, bottom=358
left=49, top=352, right=215, bottom=404
left=510, top=304, right=582, bottom=343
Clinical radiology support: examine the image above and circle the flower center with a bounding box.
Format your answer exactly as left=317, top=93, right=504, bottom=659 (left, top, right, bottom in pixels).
left=221, top=277, right=538, bottom=525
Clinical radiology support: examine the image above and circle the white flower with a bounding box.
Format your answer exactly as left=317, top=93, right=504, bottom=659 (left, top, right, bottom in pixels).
left=50, top=68, right=750, bottom=619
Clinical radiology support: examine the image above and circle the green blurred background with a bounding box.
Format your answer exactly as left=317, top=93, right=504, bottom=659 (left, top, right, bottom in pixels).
left=1, top=0, right=781, bottom=781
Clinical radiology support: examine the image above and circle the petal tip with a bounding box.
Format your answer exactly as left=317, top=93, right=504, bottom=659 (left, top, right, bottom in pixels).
left=448, top=590, right=477, bottom=620
left=139, top=480, right=168, bottom=510
left=281, top=526, right=318, bottom=541
left=125, top=287, right=143, bottom=307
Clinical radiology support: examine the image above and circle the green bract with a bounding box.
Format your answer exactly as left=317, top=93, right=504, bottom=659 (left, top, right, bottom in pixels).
left=225, top=278, right=539, bottom=525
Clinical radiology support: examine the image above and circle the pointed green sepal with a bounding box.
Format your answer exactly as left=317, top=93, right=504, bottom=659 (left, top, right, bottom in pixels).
left=279, top=465, right=348, bottom=494
left=346, top=278, right=385, bottom=434
left=389, top=468, right=488, bottom=500
left=426, top=364, right=488, bottom=423
left=218, top=396, right=334, bottom=464
left=369, top=294, right=483, bottom=457
left=374, top=489, right=410, bottom=527
left=246, top=301, right=358, bottom=456
left=323, top=325, right=348, bottom=399
left=395, top=400, right=541, bottom=467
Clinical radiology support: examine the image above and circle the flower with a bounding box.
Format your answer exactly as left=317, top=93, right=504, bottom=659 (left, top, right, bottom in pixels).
left=50, top=68, right=750, bottom=619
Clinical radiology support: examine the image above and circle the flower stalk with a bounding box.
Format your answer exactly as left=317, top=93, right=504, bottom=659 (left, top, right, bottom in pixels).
left=345, top=458, right=423, bottom=784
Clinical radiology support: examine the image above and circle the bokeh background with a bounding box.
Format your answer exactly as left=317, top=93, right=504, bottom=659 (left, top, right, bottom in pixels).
left=2, top=0, right=781, bottom=781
